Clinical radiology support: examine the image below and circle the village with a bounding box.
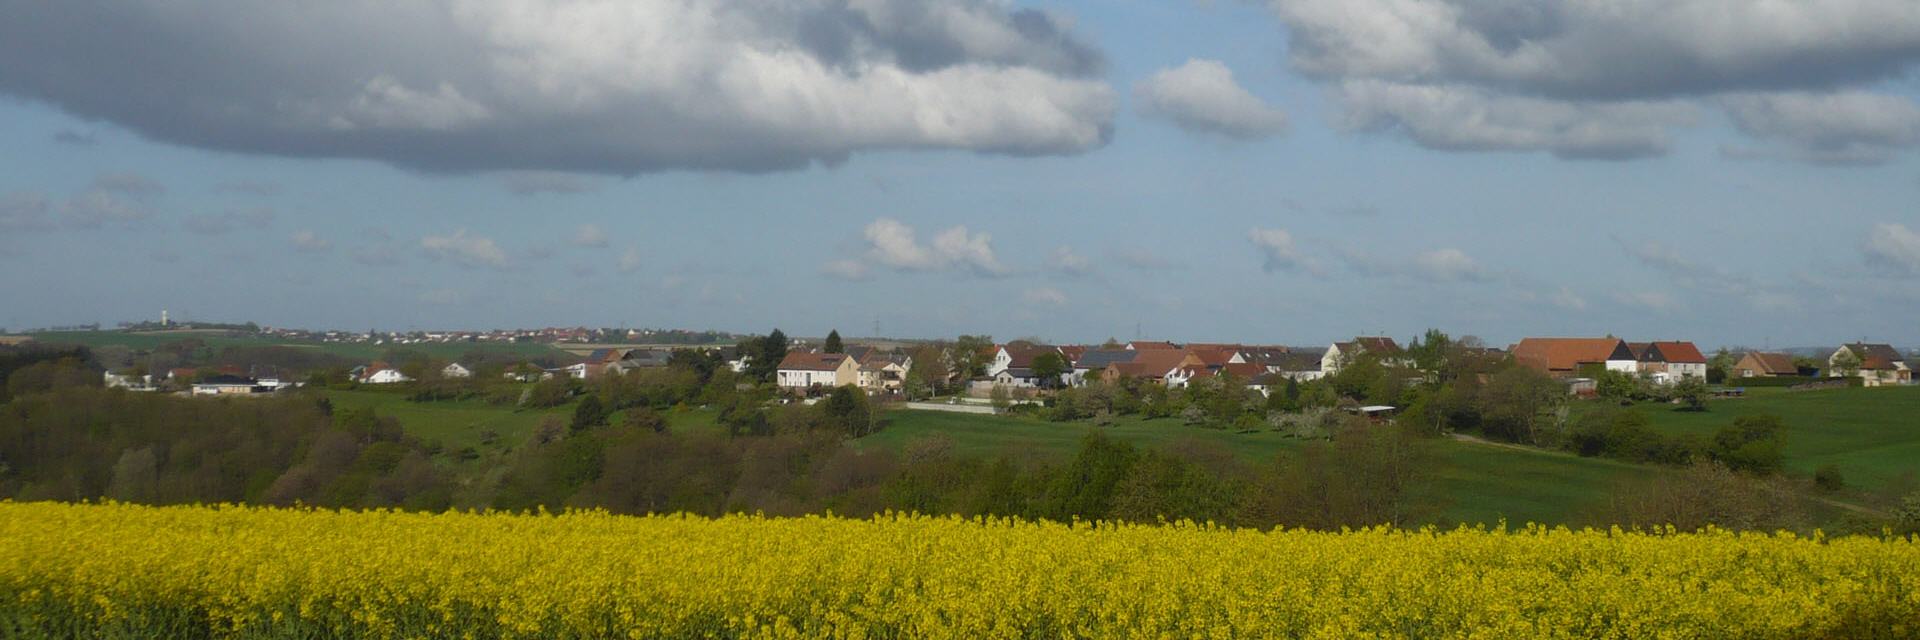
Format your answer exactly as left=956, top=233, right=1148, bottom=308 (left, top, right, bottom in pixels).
left=94, top=330, right=1915, bottom=406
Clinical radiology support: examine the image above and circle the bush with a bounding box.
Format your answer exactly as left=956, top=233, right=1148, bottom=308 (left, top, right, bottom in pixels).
left=1814, top=465, right=1845, bottom=493
left=1710, top=415, right=1786, bottom=475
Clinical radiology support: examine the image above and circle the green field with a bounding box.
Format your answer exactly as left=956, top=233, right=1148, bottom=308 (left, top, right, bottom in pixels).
left=26, top=330, right=568, bottom=362
left=857, top=409, right=1645, bottom=526
left=319, top=389, right=570, bottom=453
left=311, top=384, right=1916, bottom=526
left=1576, top=386, right=1920, bottom=489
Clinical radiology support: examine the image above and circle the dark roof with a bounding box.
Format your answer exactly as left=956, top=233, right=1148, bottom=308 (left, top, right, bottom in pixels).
left=1001, top=343, right=1059, bottom=368
left=622, top=349, right=672, bottom=366
left=1074, top=349, right=1138, bottom=369
left=1265, top=352, right=1322, bottom=371
left=1344, top=337, right=1402, bottom=355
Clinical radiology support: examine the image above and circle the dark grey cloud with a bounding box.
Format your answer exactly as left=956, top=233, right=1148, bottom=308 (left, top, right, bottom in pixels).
left=0, top=193, right=54, bottom=232
left=0, top=1, right=1114, bottom=175
left=52, top=129, right=96, bottom=146
left=1266, top=0, right=1920, bottom=161
left=213, top=180, right=283, bottom=197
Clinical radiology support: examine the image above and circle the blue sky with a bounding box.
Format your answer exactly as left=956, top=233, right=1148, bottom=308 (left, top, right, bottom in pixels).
left=2, top=1, right=1918, bottom=349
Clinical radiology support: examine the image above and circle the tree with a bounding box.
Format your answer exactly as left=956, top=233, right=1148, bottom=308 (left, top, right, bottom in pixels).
left=1595, top=370, right=1639, bottom=402
left=1031, top=351, right=1069, bottom=389
left=951, top=335, right=995, bottom=380
left=1711, top=414, right=1785, bottom=475
left=571, top=395, right=608, bottom=432
left=744, top=329, right=788, bottom=383
left=989, top=384, right=1012, bottom=413
left=1672, top=377, right=1708, bottom=412
left=820, top=385, right=874, bottom=437
left=1830, top=348, right=1862, bottom=378
left=1477, top=367, right=1565, bottom=445
left=823, top=330, right=844, bottom=354
left=1042, top=431, right=1139, bottom=521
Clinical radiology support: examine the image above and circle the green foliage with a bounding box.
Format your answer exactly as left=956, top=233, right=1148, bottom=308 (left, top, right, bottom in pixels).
left=742, top=329, right=788, bottom=383
left=1476, top=367, right=1565, bottom=445
left=1042, top=431, right=1139, bottom=521
left=571, top=395, right=608, bottom=433
left=1030, top=352, right=1069, bottom=388
left=1710, top=414, right=1786, bottom=475
left=989, top=385, right=1012, bottom=413
left=823, top=330, right=843, bottom=354
left=1673, top=378, right=1708, bottom=412
left=1565, top=407, right=1698, bottom=465
left=1814, top=464, right=1845, bottom=493
left=523, top=376, right=575, bottom=408
left=819, top=386, right=874, bottom=437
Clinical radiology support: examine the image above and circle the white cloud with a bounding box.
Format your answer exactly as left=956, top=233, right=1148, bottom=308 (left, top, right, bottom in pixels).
left=821, top=258, right=870, bottom=281
left=1614, top=290, right=1679, bottom=313
left=1265, top=0, right=1920, bottom=162
left=571, top=224, right=610, bottom=249
left=1114, top=247, right=1176, bottom=271
left=861, top=217, right=1007, bottom=276
left=1249, top=227, right=1309, bottom=273
left=1050, top=246, right=1091, bottom=274
left=1721, top=91, right=1920, bottom=165
left=1550, top=286, right=1588, bottom=311
left=1022, top=287, right=1069, bottom=306
left=290, top=230, right=332, bottom=253
left=1134, top=59, right=1288, bottom=139
left=1410, top=247, right=1490, bottom=282
left=0, top=2, right=1115, bottom=174
left=617, top=248, right=644, bottom=274
left=1336, top=80, right=1695, bottom=159
left=420, top=229, right=509, bottom=269
left=1866, top=222, right=1920, bottom=274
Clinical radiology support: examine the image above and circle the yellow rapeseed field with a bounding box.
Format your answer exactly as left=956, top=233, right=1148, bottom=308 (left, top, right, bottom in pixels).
left=2, top=502, right=1916, bottom=639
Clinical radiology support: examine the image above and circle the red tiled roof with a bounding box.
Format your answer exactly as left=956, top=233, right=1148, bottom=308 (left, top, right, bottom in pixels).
left=1745, top=352, right=1798, bottom=375
left=777, top=351, right=850, bottom=371
left=1511, top=338, right=1629, bottom=372
left=1651, top=341, right=1706, bottom=364
left=1128, top=341, right=1178, bottom=350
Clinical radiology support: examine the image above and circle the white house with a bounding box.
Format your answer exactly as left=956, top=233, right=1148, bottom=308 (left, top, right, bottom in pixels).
left=359, top=365, right=413, bottom=384
left=1321, top=337, right=1403, bottom=375
left=442, top=363, right=472, bottom=379
left=192, top=375, right=264, bottom=396
left=1829, top=343, right=1913, bottom=387
left=103, top=371, right=156, bottom=391
left=776, top=352, right=858, bottom=390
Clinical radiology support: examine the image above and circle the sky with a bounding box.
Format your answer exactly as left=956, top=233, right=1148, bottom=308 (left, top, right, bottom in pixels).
left=1, top=0, right=1918, bottom=349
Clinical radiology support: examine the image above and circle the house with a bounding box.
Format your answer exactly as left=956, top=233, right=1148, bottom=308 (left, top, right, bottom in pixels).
left=1126, top=340, right=1179, bottom=351
left=1732, top=352, right=1800, bottom=378
left=192, top=374, right=266, bottom=396
left=987, top=343, right=1068, bottom=387
left=1069, top=349, right=1137, bottom=386
left=103, top=371, right=156, bottom=391
left=776, top=351, right=858, bottom=391
left=856, top=352, right=912, bottom=392
left=1261, top=351, right=1325, bottom=382
left=1828, top=343, right=1912, bottom=387
left=1321, top=337, right=1403, bottom=375
left=1626, top=341, right=1708, bottom=384
left=1100, top=348, right=1190, bottom=384
left=358, top=363, right=413, bottom=384
left=1510, top=338, right=1637, bottom=378
left=441, top=363, right=472, bottom=379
